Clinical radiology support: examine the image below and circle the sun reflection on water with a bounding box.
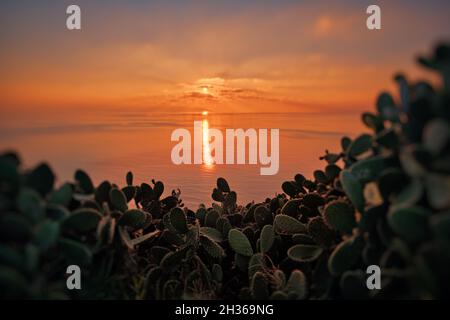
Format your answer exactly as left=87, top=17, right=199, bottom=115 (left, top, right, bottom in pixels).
left=202, top=117, right=214, bottom=169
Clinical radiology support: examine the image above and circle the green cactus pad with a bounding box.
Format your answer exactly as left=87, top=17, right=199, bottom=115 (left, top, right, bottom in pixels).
left=25, top=163, right=55, bottom=196
left=63, top=208, right=102, bottom=233
left=228, top=229, right=253, bottom=257
left=34, top=220, right=60, bottom=251
left=286, top=269, right=308, bottom=299
left=314, top=170, right=329, bottom=184
left=328, top=238, right=361, bottom=276
left=302, top=192, right=325, bottom=209
left=423, top=119, right=450, bottom=155
left=153, top=181, right=164, bottom=199
left=350, top=156, right=391, bottom=184
left=200, top=227, right=223, bottom=242
left=388, top=206, right=430, bottom=242
left=341, top=136, right=352, bottom=152
left=75, top=169, right=94, bottom=194
left=121, top=186, right=136, bottom=203
left=339, top=170, right=365, bottom=212
left=17, top=188, right=45, bottom=223
left=205, top=209, right=220, bottom=228
left=94, top=180, right=112, bottom=205
left=425, top=174, right=450, bottom=210
left=59, top=238, right=92, bottom=265
left=348, top=134, right=372, bottom=158
left=169, top=207, right=188, bottom=234
left=160, top=247, right=188, bottom=274
left=217, top=177, right=231, bottom=193
left=282, top=181, right=298, bottom=198
left=251, top=271, right=269, bottom=300
left=254, top=205, right=273, bottom=228
left=325, top=164, right=341, bottom=181
left=48, top=183, right=73, bottom=207
left=109, top=188, right=128, bottom=212
left=287, top=244, right=323, bottom=262
left=307, top=216, right=335, bottom=247
left=362, top=112, right=384, bottom=132
left=260, top=225, right=275, bottom=253
left=274, top=214, right=306, bottom=235
left=224, top=191, right=237, bottom=210
left=248, top=253, right=266, bottom=279
left=200, top=235, right=225, bottom=258
left=292, top=233, right=316, bottom=245
left=375, top=127, right=399, bottom=149
left=118, top=209, right=147, bottom=230
left=195, top=207, right=207, bottom=225
left=323, top=200, right=356, bottom=234
left=126, top=171, right=133, bottom=186
left=281, top=199, right=301, bottom=217
left=376, top=92, right=399, bottom=122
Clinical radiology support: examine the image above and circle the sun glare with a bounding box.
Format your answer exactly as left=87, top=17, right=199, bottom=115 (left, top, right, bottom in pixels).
left=202, top=119, right=213, bottom=167
left=202, top=111, right=208, bottom=116
left=202, top=86, right=209, bottom=94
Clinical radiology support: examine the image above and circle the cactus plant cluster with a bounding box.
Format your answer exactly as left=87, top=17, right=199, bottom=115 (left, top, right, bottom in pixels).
left=0, top=43, right=449, bottom=299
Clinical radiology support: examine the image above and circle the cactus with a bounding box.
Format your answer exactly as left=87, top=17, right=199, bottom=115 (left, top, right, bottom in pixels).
left=251, top=271, right=269, bottom=299
left=118, top=209, right=147, bottom=230
left=280, top=199, right=301, bottom=217
left=75, top=169, right=94, bottom=194
left=109, top=188, right=128, bottom=212
left=260, top=225, right=274, bottom=253
left=287, top=244, right=323, bottom=262
left=347, top=134, right=372, bottom=158
left=323, top=200, right=356, bottom=234
left=169, top=207, right=188, bottom=234
left=328, top=238, right=362, bottom=276
left=200, top=227, right=223, bottom=242
left=126, top=171, right=133, bottom=186
left=388, top=206, right=430, bottom=242
left=339, top=170, right=365, bottom=213
left=200, top=235, right=225, bottom=258
left=285, top=270, right=308, bottom=299
left=59, top=238, right=92, bottom=265
left=228, top=229, right=253, bottom=257
left=0, top=43, right=449, bottom=300
left=254, top=205, right=273, bottom=228
left=205, top=209, right=220, bottom=228
left=274, top=214, right=306, bottom=235
left=217, top=177, right=230, bottom=193
left=62, top=208, right=102, bottom=233
left=307, top=216, right=335, bottom=247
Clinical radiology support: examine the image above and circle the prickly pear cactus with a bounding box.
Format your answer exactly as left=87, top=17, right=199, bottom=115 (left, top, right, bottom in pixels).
left=1, top=43, right=449, bottom=299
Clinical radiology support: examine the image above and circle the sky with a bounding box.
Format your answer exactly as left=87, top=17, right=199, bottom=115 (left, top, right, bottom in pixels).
left=1, top=0, right=450, bottom=116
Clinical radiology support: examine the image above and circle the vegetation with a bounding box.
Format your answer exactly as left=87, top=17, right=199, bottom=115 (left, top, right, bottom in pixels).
left=0, top=43, right=449, bottom=299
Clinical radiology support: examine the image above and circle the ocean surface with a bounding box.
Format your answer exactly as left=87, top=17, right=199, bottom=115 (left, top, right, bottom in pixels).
left=0, top=110, right=365, bottom=208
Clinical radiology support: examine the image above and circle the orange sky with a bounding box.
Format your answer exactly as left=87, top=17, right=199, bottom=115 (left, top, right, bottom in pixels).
left=0, top=0, right=449, bottom=117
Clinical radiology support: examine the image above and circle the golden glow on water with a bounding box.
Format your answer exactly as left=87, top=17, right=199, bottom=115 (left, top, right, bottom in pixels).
left=202, top=118, right=214, bottom=167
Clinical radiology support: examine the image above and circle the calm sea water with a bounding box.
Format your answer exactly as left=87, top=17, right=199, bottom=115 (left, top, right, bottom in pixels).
left=0, top=110, right=364, bottom=208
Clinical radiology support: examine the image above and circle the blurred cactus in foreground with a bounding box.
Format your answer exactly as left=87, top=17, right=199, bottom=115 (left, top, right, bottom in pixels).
left=0, top=43, right=449, bottom=299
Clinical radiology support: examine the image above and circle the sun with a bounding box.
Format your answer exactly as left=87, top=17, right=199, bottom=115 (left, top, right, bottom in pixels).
left=202, top=86, right=209, bottom=94
left=202, top=111, right=208, bottom=116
